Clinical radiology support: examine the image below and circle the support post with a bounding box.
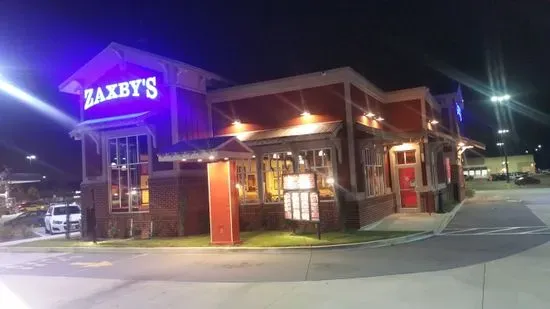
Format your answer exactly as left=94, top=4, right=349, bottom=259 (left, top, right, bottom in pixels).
left=207, top=161, right=241, bottom=245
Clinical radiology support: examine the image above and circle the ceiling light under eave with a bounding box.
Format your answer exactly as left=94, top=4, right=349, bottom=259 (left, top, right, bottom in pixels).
left=458, top=142, right=465, bottom=147
left=232, top=119, right=242, bottom=126
left=301, top=111, right=311, bottom=117
left=364, top=111, right=375, bottom=118
left=376, top=116, right=384, bottom=121
left=430, top=119, right=439, bottom=125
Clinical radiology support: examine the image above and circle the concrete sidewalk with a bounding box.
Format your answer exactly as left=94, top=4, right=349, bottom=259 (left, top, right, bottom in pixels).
left=2, top=238, right=549, bottom=308
left=0, top=232, right=80, bottom=247
left=361, top=201, right=464, bottom=234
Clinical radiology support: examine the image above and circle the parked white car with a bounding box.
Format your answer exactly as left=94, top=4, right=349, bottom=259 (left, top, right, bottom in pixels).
left=44, top=204, right=81, bottom=234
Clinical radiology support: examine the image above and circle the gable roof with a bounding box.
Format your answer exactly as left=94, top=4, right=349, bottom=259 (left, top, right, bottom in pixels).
left=59, top=42, right=229, bottom=95
left=158, top=136, right=254, bottom=162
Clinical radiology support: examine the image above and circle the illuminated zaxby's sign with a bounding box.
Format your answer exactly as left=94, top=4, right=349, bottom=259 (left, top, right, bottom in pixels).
left=84, top=76, right=159, bottom=110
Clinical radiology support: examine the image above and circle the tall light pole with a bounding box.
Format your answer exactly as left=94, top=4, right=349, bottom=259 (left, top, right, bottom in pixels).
left=26, top=155, right=37, bottom=165
left=496, top=140, right=510, bottom=183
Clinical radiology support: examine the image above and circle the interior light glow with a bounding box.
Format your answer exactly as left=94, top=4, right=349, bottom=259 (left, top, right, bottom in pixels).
left=327, top=177, right=335, bottom=185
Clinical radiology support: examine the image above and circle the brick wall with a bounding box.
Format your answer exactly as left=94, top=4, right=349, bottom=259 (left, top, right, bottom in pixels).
left=239, top=201, right=340, bottom=232
left=80, top=173, right=210, bottom=239
left=149, top=177, right=180, bottom=237
left=357, top=194, right=396, bottom=228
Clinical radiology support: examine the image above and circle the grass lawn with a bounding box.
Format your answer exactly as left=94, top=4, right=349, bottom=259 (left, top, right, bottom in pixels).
left=13, top=230, right=417, bottom=248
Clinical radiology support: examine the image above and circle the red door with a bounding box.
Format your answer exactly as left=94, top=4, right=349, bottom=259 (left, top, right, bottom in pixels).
left=398, top=167, right=417, bottom=208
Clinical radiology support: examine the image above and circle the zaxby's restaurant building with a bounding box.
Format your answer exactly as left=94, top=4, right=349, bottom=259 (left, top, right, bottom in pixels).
left=61, top=43, right=483, bottom=241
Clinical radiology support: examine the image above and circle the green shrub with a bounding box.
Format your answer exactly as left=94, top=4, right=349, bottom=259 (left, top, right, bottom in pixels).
left=465, top=188, right=475, bottom=198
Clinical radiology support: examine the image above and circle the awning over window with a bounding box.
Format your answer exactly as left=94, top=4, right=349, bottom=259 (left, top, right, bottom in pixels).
left=69, top=111, right=152, bottom=139
left=158, top=136, right=254, bottom=162
left=234, top=121, right=343, bottom=146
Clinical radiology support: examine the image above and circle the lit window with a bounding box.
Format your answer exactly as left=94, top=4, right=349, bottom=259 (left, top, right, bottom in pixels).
left=108, top=135, right=149, bottom=213
left=235, top=159, right=259, bottom=204
left=263, top=152, right=294, bottom=203
left=298, top=149, right=335, bottom=200
left=396, top=150, right=416, bottom=165
left=364, top=147, right=387, bottom=197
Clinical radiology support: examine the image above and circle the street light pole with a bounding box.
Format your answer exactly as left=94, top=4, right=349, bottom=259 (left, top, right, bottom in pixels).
left=25, top=155, right=37, bottom=165
left=496, top=140, right=510, bottom=183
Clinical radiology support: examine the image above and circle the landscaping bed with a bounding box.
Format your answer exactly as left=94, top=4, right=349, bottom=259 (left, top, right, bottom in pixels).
left=12, top=230, right=417, bottom=248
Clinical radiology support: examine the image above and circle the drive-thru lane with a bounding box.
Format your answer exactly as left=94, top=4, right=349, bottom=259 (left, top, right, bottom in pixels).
left=1, top=189, right=550, bottom=283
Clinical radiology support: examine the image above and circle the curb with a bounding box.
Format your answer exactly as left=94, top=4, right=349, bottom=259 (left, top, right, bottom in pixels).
left=0, top=232, right=434, bottom=254
left=434, top=198, right=468, bottom=235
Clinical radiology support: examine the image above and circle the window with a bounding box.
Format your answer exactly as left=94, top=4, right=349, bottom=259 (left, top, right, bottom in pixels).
left=236, top=159, right=259, bottom=204
left=53, top=206, right=81, bottom=216
left=109, top=135, right=150, bottom=213
left=298, top=149, right=335, bottom=200
left=364, top=147, right=386, bottom=197
left=263, top=152, right=294, bottom=203
left=396, top=150, right=416, bottom=165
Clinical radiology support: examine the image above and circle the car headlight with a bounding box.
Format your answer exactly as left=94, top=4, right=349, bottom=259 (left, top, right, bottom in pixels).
left=53, top=220, right=63, bottom=224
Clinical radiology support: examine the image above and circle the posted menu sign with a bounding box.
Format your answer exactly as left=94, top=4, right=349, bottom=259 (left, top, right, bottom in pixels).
left=283, top=173, right=320, bottom=222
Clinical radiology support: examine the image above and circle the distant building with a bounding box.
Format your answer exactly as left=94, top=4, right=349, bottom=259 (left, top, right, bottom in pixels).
left=463, top=154, right=536, bottom=178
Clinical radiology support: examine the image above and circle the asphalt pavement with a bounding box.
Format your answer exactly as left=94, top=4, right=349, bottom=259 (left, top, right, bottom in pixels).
left=1, top=190, right=549, bottom=282
left=1, top=188, right=550, bottom=308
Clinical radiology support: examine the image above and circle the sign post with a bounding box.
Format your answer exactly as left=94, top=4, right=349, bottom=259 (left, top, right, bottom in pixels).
left=283, top=173, right=321, bottom=239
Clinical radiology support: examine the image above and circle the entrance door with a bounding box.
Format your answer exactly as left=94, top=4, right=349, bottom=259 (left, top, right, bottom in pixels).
left=395, top=150, right=418, bottom=209
left=398, top=167, right=417, bottom=208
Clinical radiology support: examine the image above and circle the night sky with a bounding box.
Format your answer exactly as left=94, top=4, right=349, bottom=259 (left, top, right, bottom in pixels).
left=1, top=0, right=549, bottom=185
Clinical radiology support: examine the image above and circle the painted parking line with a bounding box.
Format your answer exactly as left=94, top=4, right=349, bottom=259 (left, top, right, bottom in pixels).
left=475, top=227, right=522, bottom=235
left=440, top=226, right=550, bottom=236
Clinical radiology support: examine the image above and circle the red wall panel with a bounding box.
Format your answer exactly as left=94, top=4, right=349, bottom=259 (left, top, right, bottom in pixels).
left=212, top=84, right=345, bottom=136
left=382, top=99, right=423, bottom=132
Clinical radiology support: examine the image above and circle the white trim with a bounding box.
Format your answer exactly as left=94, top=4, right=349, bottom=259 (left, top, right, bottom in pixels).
left=390, top=143, right=423, bottom=212
left=207, top=163, right=213, bottom=244
left=208, top=67, right=385, bottom=104
left=59, top=42, right=228, bottom=95
left=386, top=87, right=426, bottom=103
left=344, top=82, right=358, bottom=193
left=159, top=150, right=254, bottom=162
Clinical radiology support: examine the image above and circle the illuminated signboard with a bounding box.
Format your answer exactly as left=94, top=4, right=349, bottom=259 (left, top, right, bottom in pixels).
left=455, top=102, right=463, bottom=122
left=283, top=173, right=316, bottom=190
left=283, top=173, right=319, bottom=222
left=84, top=76, right=158, bottom=110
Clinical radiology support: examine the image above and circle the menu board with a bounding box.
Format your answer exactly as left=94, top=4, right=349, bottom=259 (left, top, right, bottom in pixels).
left=283, top=192, right=292, bottom=219
left=291, top=192, right=301, bottom=220
left=282, top=173, right=320, bottom=222
left=283, top=173, right=315, bottom=190
left=310, top=192, right=319, bottom=221
left=300, top=192, right=310, bottom=220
